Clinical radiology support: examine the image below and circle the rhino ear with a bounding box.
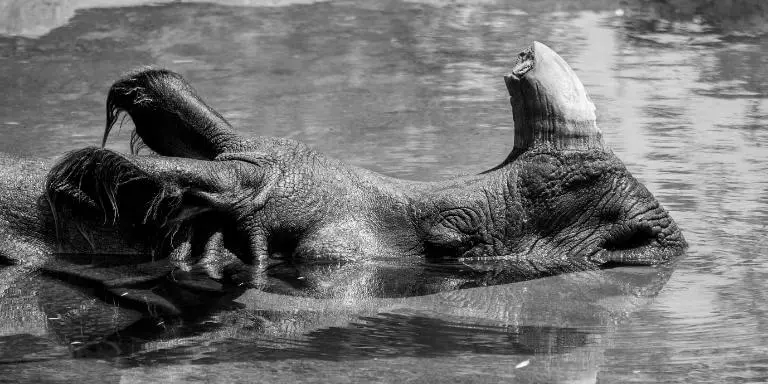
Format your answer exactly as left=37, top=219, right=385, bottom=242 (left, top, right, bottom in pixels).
left=103, top=68, right=240, bottom=160
left=504, top=41, right=604, bottom=155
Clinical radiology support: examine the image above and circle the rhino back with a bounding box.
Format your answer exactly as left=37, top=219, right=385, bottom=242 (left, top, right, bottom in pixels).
left=0, top=154, right=53, bottom=265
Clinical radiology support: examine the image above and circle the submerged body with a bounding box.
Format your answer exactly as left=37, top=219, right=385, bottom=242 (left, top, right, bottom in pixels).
left=1, top=43, right=685, bottom=324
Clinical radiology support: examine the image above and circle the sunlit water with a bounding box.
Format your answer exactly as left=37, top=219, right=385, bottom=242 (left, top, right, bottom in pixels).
left=0, top=1, right=766, bottom=382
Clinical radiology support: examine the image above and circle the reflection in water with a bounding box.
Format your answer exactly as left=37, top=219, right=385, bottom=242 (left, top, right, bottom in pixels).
left=0, top=262, right=674, bottom=382
left=108, top=267, right=676, bottom=382
left=0, top=0, right=177, bottom=37
left=0, top=0, right=767, bottom=382
left=0, top=0, right=335, bottom=37
left=134, top=315, right=592, bottom=362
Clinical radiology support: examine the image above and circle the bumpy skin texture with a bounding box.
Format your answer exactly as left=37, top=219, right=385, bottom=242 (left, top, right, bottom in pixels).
left=31, top=68, right=686, bottom=298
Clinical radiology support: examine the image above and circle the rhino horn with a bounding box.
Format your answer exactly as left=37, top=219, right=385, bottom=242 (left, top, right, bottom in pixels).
left=504, top=41, right=604, bottom=152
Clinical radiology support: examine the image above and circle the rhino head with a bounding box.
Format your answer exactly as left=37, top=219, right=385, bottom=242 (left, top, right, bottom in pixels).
left=47, top=42, right=686, bottom=297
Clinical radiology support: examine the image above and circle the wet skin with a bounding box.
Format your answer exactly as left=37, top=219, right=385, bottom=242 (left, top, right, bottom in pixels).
left=1, top=45, right=686, bottom=304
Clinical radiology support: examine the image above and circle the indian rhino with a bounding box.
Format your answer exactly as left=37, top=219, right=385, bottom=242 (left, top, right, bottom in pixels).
left=1, top=42, right=686, bottom=305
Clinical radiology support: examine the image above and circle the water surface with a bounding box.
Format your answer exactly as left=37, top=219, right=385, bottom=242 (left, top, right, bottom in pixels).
left=0, top=0, right=766, bottom=382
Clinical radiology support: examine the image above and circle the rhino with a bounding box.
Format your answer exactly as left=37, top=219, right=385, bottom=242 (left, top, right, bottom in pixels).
left=0, top=41, right=686, bottom=326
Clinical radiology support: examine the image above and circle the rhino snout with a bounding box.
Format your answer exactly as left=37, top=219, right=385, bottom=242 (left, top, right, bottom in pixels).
left=594, top=208, right=686, bottom=267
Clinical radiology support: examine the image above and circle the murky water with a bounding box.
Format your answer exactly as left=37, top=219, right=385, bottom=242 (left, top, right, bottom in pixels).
left=0, top=0, right=767, bottom=382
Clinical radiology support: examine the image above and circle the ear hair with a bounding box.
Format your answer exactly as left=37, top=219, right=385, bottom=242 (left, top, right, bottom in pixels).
left=45, top=148, right=232, bottom=261
left=46, top=148, right=183, bottom=243
left=104, top=66, right=160, bottom=149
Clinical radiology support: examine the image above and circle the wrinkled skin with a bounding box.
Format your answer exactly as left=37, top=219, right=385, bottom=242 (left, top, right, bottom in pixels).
left=0, top=66, right=686, bottom=303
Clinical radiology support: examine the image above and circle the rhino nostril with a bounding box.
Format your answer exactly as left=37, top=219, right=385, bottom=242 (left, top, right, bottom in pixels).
left=603, top=225, right=656, bottom=251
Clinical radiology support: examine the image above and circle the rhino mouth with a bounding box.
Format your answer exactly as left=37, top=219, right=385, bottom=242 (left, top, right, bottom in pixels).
left=592, top=222, right=685, bottom=267
left=426, top=221, right=684, bottom=285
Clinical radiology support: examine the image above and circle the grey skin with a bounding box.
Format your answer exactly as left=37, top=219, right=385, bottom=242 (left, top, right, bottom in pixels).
left=2, top=43, right=686, bottom=306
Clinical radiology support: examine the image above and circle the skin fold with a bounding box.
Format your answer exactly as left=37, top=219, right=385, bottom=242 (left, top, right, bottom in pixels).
left=0, top=43, right=686, bottom=324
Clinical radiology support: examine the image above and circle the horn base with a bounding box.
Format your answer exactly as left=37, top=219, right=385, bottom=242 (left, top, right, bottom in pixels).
left=505, top=42, right=605, bottom=153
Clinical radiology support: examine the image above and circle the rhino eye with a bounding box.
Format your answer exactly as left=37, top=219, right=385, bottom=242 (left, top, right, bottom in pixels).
left=423, top=226, right=476, bottom=259
left=423, top=239, right=473, bottom=259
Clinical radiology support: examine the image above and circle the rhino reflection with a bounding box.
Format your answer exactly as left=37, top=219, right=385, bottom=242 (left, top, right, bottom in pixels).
left=0, top=263, right=673, bottom=363
left=139, top=315, right=591, bottom=362
left=114, top=265, right=674, bottom=383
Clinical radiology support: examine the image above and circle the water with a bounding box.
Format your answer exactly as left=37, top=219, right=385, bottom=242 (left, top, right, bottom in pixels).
left=0, top=0, right=766, bottom=382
